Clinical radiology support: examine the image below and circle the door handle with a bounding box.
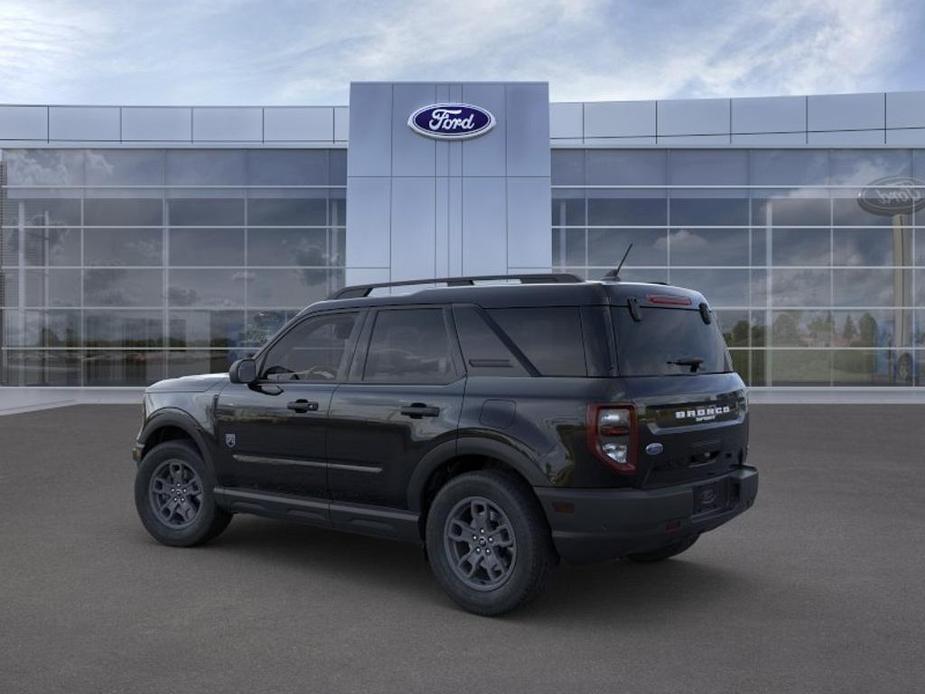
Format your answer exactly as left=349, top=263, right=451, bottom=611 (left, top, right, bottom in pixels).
left=287, top=399, right=319, bottom=413
left=400, top=403, right=440, bottom=419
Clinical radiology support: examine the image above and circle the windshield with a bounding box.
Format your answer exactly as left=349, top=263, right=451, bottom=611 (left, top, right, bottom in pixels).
left=612, top=306, right=732, bottom=376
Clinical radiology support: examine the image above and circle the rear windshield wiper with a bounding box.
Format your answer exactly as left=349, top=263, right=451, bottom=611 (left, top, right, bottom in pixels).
left=666, top=357, right=704, bottom=373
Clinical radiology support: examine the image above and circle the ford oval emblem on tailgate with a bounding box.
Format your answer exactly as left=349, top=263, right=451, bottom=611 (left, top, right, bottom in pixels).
left=645, top=442, right=664, bottom=456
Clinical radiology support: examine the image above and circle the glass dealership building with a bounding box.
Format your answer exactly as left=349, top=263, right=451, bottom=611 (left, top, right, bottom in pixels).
left=1, top=83, right=924, bottom=395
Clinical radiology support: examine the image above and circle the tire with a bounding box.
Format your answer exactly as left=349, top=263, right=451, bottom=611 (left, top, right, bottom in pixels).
left=134, top=440, right=232, bottom=547
left=425, top=470, right=556, bottom=616
left=626, top=534, right=699, bottom=563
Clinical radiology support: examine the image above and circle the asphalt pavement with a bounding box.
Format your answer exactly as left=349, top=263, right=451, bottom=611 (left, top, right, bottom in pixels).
left=1, top=404, right=923, bottom=693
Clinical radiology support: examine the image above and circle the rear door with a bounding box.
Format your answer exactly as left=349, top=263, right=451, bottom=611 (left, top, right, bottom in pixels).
left=214, top=309, right=364, bottom=499
left=326, top=306, right=465, bottom=508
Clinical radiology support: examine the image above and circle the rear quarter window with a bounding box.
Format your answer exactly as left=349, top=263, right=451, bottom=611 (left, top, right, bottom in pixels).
left=487, top=307, right=587, bottom=376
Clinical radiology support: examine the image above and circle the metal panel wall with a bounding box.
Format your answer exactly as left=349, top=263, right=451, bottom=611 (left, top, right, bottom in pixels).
left=346, top=82, right=551, bottom=285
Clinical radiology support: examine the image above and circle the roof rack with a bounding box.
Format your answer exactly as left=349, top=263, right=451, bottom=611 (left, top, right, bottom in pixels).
left=329, top=273, right=584, bottom=300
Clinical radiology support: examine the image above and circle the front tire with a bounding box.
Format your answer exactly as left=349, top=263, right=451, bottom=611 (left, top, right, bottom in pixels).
left=134, top=440, right=232, bottom=547
left=426, top=470, right=555, bottom=616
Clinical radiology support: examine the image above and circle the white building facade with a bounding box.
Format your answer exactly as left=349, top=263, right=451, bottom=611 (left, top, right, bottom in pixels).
left=1, top=83, right=924, bottom=397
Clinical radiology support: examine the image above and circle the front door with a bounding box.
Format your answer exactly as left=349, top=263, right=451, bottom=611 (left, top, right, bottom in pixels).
left=215, top=309, right=364, bottom=499
left=327, top=306, right=465, bottom=508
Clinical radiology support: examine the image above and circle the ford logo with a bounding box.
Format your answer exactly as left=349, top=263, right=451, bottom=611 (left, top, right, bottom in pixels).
left=858, top=176, right=925, bottom=216
left=408, top=103, right=495, bottom=140
left=645, top=442, right=664, bottom=456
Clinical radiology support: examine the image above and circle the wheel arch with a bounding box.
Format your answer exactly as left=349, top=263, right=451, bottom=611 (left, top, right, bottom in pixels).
left=408, top=437, right=551, bottom=537
left=139, top=409, right=213, bottom=469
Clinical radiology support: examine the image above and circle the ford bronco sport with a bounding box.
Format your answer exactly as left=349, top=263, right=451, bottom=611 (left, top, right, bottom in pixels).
left=132, top=273, right=758, bottom=615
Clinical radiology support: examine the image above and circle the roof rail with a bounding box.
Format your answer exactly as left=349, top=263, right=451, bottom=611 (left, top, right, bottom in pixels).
left=328, top=273, right=584, bottom=300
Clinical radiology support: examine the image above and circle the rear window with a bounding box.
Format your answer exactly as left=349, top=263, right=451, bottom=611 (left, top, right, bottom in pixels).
left=612, top=307, right=732, bottom=376
left=488, top=307, right=587, bottom=376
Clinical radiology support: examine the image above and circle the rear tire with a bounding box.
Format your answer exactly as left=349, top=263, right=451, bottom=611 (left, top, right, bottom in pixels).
left=134, top=440, right=232, bottom=547
left=626, top=534, right=699, bottom=563
left=425, top=470, right=555, bottom=616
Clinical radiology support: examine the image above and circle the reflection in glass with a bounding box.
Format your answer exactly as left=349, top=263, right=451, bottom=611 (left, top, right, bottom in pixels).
left=587, top=193, right=666, bottom=226
left=586, top=150, right=666, bottom=185
left=770, top=310, right=832, bottom=347
left=2, top=350, right=82, bottom=386
left=588, top=228, right=667, bottom=266
left=168, top=228, right=245, bottom=266
left=10, top=198, right=82, bottom=227
left=669, top=228, right=748, bottom=266
left=24, top=228, right=80, bottom=266
left=25, top=269, right=81, bottom=307
left=85, top=150, right=165, bottom=185
left=770, top=269, right=830, bottom=307
left=669, top=269, right=749, bottom=307
left=669, top=197, right=749, bottom=226
left=168, top=197, right=244, bottom=226
left=165, top=150, right=246, bottom=185
left=85, top=310, right=164, bottom=347
left=551, top=191, right=585, bottom=226
left=247, top=269, right=342, bottom=308
left=714, top=310, right=750, bottom=347
left=168, top=310, right=245, bottom=348
left=767, top=349, right=831, bottom=386
left=5, top=150, right=84, bottom=186
left=833, top=228, right=906, bottom=266
left=832, top=310, right=910, bottom=348
left=751, top=195, right=829, bottom=226
left=832, top=350, right=912, bottom=386
left=247, top=228, right=332, bottom=266
left=247, top=150, right=330, bottom=185
left=23, top=310, right=80, bottom=347
left=84, top=269, right=163, bottom=307
left=168, top=269, right=246, bottom=307
left=84, top=228, right=163, bottom=266
left=770, top=229, right=830, bottom=266
left=247, top=195, right=327, bottom=226
left=84, top=197, right=163, bottom=226
left=83, top=350, right=166, bottom=386
left=833, top=268, right=908, bottom=307
left=669, top=150, right=748, bottom=185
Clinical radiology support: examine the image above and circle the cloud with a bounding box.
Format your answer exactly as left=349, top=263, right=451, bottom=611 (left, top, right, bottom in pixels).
left=0, top=0, right=919, bottom=105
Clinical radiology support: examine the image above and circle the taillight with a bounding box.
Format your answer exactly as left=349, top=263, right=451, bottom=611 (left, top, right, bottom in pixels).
left=587, top=404, right=637, bottom=474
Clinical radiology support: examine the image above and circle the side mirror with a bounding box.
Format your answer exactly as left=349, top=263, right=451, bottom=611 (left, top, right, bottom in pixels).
left=229, top=358, right=257, bottom=385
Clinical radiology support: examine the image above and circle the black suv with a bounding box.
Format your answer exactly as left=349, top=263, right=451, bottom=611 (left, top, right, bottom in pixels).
left=132, top=273, right=758, bottom=615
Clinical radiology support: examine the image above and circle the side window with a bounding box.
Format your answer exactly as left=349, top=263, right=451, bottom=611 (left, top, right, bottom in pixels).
left=453, top=306, right=529, bottom=377
left=488, top=307, right=587, bottom=376
left=364, top=308, right=456, bottom=384
left=261, top=312, right=359, bottom=382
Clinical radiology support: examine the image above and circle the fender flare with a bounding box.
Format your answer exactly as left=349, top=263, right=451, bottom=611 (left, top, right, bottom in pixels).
left=138, top=408, right=215, bottom=469
left=406, top=436, right=549, bottom=512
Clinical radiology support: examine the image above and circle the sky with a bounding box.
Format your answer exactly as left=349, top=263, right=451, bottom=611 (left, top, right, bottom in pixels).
left=0, top=0, right=923, bottom=105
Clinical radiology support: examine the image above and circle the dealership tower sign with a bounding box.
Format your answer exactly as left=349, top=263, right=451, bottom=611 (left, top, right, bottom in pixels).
left=407, top=103, right=495, bottom=140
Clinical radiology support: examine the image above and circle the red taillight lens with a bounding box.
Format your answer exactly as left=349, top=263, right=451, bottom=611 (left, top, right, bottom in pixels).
left=587, top=404, right=637, bottom=474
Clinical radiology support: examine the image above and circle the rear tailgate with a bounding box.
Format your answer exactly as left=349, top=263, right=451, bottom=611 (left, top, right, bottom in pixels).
left=610, top=301, right=749, bottom=489
left=623, top=374, right=748, bottom=489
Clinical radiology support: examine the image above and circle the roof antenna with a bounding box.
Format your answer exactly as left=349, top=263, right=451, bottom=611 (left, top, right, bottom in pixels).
left=602, top=243, right=633, bottom=282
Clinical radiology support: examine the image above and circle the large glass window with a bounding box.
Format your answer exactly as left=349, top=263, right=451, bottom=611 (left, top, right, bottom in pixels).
left=0, top=147, right=346, bottom=386
left=363, top=309, right=455, bottom=384
left=553, top=147, right=925, bottom=387
left=262, top=312, right=358, bottom=382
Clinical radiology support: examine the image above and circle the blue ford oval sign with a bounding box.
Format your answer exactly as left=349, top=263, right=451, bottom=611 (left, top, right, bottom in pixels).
left=408, top=103, right=495, bottom=140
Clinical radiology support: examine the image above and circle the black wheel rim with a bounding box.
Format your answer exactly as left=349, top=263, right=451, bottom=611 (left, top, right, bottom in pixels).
left=149, top=460, right=204, bottom=529
left=443, top=496, right=516, bottom=591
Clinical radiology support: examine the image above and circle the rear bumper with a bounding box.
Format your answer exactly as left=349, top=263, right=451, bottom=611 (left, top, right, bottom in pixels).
left=535, top=466, right=758, bottom=564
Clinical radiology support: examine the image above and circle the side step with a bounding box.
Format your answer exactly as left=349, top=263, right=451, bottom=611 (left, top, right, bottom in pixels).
left=213, top=487, right=421, bottom=544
